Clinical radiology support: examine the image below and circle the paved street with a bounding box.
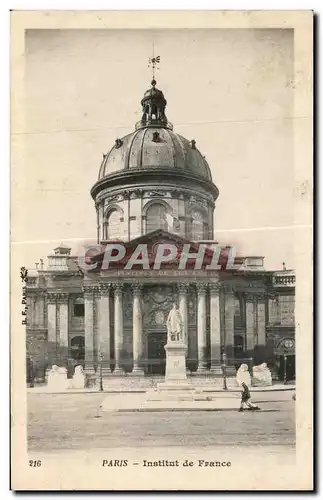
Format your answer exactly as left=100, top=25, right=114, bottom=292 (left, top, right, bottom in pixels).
left=28, top=391, right=295, bottom=452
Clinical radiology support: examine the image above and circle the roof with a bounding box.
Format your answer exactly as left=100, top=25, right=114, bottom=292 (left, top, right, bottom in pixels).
left=98, top=127, right=212, bottom=182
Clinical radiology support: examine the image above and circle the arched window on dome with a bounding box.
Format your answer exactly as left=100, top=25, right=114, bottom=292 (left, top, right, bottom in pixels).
left=191, top=209, right=206, bottom=240
left=146, top=203, right=168, bottom=234
left=105, top=209, right=122, bottom=240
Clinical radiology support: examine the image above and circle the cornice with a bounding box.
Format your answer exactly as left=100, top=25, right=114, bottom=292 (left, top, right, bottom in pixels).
left=91, top=168, right=218, bottom=202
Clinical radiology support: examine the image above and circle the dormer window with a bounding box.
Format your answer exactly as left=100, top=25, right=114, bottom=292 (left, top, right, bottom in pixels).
left=152, top=131, right=160, bottom=142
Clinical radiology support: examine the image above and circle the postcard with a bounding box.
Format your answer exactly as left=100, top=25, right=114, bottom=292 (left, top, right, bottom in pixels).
left=11, top=10, right=313, bottom=491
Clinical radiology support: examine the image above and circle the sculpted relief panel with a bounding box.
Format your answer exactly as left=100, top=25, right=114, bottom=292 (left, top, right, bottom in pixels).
left=143, top=285, right=175, bottom=327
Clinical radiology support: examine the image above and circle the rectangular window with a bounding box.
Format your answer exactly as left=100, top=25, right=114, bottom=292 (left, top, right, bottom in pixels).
left=234, top=297, right=242, bottom=328
left=74, top=303, right=84, bottom=317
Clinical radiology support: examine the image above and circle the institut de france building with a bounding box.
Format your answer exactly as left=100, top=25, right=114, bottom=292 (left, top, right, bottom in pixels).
left=25, top=77, right=296, bottom=386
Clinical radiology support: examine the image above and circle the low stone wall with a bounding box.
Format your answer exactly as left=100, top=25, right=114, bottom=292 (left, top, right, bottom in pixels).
left=100, top=374, right=238, bottom=390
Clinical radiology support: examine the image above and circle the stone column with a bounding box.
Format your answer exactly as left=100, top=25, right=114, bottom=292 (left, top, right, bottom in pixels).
left=209, top=282, right=222, bottom=374
left=132, top=282, right=144, bottom=375
left=58, top=293, right=69, bottom=363
left=178, top=282, right=189, bottom=346
left=257, top=294, right=266, bottom=346
left=31, top=296, right=37, bottom=327
left=224, top=284, right=235, bottom=359
left=47, top=293, right=57, bottom=367
left=38, top=295, right=45, bottom=328
left=98, top=284, right=111, bottom=374
left=96, top=203, right=100, bottom=244
left=246, top=293, right=256, bottom=353
left=83, top=286, right=95, bottom=375
left=97, top=202, right=104, bottom=241
left=196, top=283, right=208, bottom=372
left=224, top=284, right=236, bottom=376
left=113, top=283, right=124, bottom=374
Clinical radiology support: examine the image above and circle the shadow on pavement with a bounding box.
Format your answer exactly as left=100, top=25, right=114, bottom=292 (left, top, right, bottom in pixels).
left=254, top=400, right=293, bottom=404
left=255, top=409, right=280, bottom=413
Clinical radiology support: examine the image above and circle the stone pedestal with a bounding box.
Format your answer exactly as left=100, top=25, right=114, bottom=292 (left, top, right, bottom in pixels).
left=149, top=341, right=210, bottom=402
left=164, top=342, right=187, bottom=382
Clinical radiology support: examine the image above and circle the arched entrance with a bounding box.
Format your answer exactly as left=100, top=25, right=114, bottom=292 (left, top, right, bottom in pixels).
left=274, top=338, right=295, bottom=382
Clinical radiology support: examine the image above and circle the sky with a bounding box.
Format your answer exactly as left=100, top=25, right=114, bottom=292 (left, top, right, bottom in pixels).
left=16, top=28, right=294, bottom=270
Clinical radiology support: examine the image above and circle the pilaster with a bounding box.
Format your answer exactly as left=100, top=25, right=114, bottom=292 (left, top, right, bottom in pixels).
left=245, top=293, right=256, bottom=352
left=46, top=293, right=57, bottom=367
left=196, top=282, right=208, bottom=373
left=224, top=283, right=236, bottom=376
left=113, top=282, right=125, bottom=374
left=131, top=282, right=144, bottom=375
left=177, top=282, right=189, bottom=347
left=83, top=285, right=96, bottom=376
left=224, top=283, right=234, bottom=360
left=256, top=293, right=266, bottom=346
left=57, top=292, right=69, bottom=364
left=98, top=283, right=112, bottom=375
left=209, top=282, right=222, bottom=374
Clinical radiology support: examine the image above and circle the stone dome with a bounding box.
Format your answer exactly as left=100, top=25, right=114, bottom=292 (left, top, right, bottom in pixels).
left=91, top=79, right=219, bottom=244
left=98, top=127, right=212, bottom=181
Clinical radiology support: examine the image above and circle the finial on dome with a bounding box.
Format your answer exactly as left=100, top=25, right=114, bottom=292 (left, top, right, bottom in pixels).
left=151, top=79, right=157, bottom=88
left=148, top=55, right=160, bottom=81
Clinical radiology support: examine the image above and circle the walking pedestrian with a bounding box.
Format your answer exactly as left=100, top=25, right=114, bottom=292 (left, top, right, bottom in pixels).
left=239, top=382, right=260, bottom=412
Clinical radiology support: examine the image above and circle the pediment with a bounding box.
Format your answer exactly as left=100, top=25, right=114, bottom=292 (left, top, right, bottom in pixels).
left=84, top=229, right=244, bottom=274
left=127, top=229, right=193, bottom=248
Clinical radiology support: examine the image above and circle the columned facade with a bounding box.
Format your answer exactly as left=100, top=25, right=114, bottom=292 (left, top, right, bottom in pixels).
left=27, top=266, right=295, bottom=386
left=79, top=279, right=253, bottom=378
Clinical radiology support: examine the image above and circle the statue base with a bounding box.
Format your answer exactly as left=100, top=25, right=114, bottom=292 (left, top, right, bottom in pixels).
left=164, top=341, right=187, bottom=382
left=148, top=341, right=211, bottom=402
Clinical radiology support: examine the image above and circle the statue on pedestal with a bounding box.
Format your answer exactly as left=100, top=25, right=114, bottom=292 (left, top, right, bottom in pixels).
left=166, top=303, right=183, bottom=343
